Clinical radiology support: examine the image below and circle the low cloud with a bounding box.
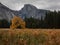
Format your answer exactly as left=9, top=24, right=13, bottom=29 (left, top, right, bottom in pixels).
left=0, top=0, right=60, bottom=11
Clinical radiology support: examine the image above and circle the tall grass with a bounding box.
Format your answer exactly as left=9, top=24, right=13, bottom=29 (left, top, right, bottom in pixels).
left=0, top=29, right=60, bottom=45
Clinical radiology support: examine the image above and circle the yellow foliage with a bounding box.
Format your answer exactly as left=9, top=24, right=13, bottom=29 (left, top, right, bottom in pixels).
left=10, top=16, right=26, bottom=29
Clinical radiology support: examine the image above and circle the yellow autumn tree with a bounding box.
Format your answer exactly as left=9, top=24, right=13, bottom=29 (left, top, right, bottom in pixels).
left=10, top=16, right=26, bottom=29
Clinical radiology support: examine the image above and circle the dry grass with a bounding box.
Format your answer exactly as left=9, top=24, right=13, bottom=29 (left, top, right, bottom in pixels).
left=0, top=29, right=60, bottom=45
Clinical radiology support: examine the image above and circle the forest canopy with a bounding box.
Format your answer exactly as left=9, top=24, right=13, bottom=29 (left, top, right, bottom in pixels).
left=0, top=11, right=60, bottom=29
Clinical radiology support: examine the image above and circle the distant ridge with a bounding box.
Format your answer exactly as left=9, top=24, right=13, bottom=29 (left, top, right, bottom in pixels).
left=0, top=3, right=15, bottom=22
left=0, top=3, right=49, bottom=22
left=18, top=4, right=49, bottom=19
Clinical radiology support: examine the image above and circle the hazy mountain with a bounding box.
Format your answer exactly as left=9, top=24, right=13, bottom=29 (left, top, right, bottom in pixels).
left=18, top=4, right=49, bottom=19
left=0, top=3, right=49, bottom=22
left=0, top=3, right=15, bottom=22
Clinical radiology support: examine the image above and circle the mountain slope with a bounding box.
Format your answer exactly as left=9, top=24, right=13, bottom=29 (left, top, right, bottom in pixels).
left=18, top=4, right=49, bottom=19
left=0, top=3, right=15, bottom=22
left=0, top=3, right=49, bottom=22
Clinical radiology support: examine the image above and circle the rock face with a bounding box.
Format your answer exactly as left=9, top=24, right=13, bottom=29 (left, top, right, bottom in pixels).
left=0, top=3, right=49, bottom=22
left=18, top=4, right=48, bottom=19
left=0, top=3, right=15, bottom=22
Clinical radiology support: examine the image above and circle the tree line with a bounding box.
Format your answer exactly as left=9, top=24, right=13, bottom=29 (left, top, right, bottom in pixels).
left=0, top=19, right=10, bottom=28
left=25, top=11, right=60, bottom=29
left=0, top=10, right=60, bottom=29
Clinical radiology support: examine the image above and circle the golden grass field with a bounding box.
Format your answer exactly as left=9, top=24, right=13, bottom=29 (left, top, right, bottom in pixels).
left=0, top=29, right=60, bottom=45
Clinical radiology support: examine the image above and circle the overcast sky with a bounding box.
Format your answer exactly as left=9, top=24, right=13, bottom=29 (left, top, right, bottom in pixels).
left=0, top=0, right=60, bottom=11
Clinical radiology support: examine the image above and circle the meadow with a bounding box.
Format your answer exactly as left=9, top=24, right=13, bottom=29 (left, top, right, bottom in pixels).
left=0, top=29, right=60, bottom=45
